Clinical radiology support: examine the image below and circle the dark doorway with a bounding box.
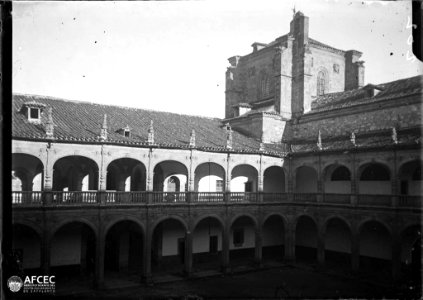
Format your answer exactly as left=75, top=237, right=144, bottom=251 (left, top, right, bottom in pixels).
left=210, top=236, right=218, bottom=254
left=105, top=239, right=120, bottom=271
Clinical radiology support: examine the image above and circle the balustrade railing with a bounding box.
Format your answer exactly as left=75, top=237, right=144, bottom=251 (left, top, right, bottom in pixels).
left=262, top=193, right=289, bottom=202
left=192, top=192, right=224, bottom=202
left=10, top=191, right=421, bottom=209
left=323, top=193, right=351, bottom=204
left=398, top=195, right=422, bottom=208
left=230, top=192, right=258, bottom=202
left=293, top=193, right=317, bottom=203
left=357, top=194, right=392, bottom=207
left=12, top=191, right=42, bottom=205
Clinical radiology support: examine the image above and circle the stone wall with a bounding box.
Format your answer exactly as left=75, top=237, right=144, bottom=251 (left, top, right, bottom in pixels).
left=293, top=99, right=421, bottom=140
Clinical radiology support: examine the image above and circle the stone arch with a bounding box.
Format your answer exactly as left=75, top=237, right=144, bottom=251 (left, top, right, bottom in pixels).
left=12, top=223, right=42, bottom=270
left=262, top=214, right=286, bottom=262
left=51, top=218, right=98, bottom=240
left=192, top=214, right=225, bottom=231
left=12, top=220, right=43, bottom=238
left=12, top=153, right=44, bottom=191
left=103, top=216, right=146, bottom=238
left=358, top=161, right=391, bottom=195
left=230, top=213, right=258, bottom=229
left=231, top=164, right=259, bottom=192
left=53, top=155, right=99, bottom=191
left=150, top=215, right=189, bottom=235
left=104, top=219, right=144, bottom=273
left=106, top=158, right=147, bottom=192
left=153, top=160, right=189, bottom=192
left=295, top=215, right=318, bottom=262
left=263, top=166, right=286, bottom=193
left=358, top=219, right=392, bottom=269
left=322, top=215, right=352, bottom=233
left=294, top=165, right=318, bottom=193
left=50, top=220, right=97, bottom=276
left=398, top=159, right=423, bottom=195
left=194, top=162, right=226, bottom=192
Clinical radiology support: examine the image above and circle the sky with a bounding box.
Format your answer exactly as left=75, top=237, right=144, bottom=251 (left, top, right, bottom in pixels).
left=13, top=0, right=422, bottom=118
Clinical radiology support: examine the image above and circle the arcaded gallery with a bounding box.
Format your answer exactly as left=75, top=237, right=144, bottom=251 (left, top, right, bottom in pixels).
left=11, top=11, right=422, bottom=291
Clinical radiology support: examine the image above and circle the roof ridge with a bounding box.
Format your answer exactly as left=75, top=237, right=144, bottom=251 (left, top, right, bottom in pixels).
left=13, top=93, right=222, bottom=121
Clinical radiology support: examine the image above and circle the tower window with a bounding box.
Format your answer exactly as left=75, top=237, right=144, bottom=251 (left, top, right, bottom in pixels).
left=317, top=71, right=326, bottom=96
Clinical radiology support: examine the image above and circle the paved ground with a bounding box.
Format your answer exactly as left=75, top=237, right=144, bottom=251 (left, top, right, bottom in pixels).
left=10, top=264, right=420, bottom=300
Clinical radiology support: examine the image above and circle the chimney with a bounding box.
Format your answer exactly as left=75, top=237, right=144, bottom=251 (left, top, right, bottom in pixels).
left=345, top=50, right=365, bottom=90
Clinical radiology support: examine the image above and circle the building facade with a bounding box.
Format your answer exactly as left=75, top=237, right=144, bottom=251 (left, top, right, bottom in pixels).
left=11, top=11, right=422, bottom=292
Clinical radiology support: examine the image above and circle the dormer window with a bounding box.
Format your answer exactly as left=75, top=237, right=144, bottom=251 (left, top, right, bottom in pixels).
left=20, top=101, right=46, bottom=123
left=29, top=107, right=40, bottom=120
left=117, top=125, right=131, bottom=138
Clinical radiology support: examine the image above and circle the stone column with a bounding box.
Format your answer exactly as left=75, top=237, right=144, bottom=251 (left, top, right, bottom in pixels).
left=254, top=225, right=263, bottom=267
left=350, top=153, right=358, bottom=206
left=142, top=230, right=152, bottom=283
left=221, top=224, right=230, bottom=273
left=184, top=231, right=193, bottom=277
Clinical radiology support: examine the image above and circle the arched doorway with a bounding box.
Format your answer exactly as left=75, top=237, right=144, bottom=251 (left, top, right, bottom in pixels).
left=192, top=217, right=224, bottom=272
left=153, top=161, right=188, bottom=202
left=12, top=224, right=41, bottom=274
left=151, top=218, right=187, bottom=276
left=262, top=215, right=285, bottom=263
left=358, top=163, right=391, bottom=194
left=324, top=218, right=351, bottom=269
left=295, top=216, right=317, bottom=264
left=229, top=216, right=257, bottom=268
left=295, top=166, right=318, bottom=193
left=104, top=220, right=144, bottom=279
left=107, top=158, right=146, bottom=191
left=12, top=154, right=44, bottom=204
left=263, top=166, right=286, bottom=193
left=359, top=221, right=391, bottom=279
left=51, top=222, right=96, bottom=282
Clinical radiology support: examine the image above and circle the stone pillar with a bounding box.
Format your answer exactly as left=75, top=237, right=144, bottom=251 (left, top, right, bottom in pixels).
left=94, top=234, right=105, bottom=289
left=44, top=147, right=54, bottom=191
left=221, top=224, right=230, bottom=273
left=254, top=225, right=263, bottom=267
left=142, top=230, right=152, bottom=283
left=184, top=231, right=193, bottom=277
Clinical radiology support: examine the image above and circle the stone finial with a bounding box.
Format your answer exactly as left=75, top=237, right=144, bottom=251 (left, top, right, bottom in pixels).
left=226, top=123, right=232, bottom=150
left=189, top=129, right=196, bottom=148
left=392, top=127, right=398, bottom=144
left=317, top=130, right=323, bottom=151
left=350, top=132, right=356, bottom=147
left=148, top=120, right=154, bottom=145
left=100, top=114, right=108, bottom=141
left=259, top=142, right=265, bottom=152
left=45, top=107, right=54, bottom=139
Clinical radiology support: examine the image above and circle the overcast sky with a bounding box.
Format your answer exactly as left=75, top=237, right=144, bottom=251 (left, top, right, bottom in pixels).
left=13, top=0, right=422, bottom=118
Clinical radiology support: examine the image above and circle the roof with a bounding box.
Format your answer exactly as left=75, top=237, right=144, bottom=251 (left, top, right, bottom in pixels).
left=310, top=75, right=423, bottom=113
left=308, top=38, right=345, bottom=54
left=12, top=94, right=287, bottom=156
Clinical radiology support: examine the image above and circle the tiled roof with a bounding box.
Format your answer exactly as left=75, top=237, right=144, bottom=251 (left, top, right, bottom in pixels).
left=310, top=75, right=423, bottom=113
left=291, top=128, right=422, bottom=153
left=12, top=94, right=287, bottom=156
